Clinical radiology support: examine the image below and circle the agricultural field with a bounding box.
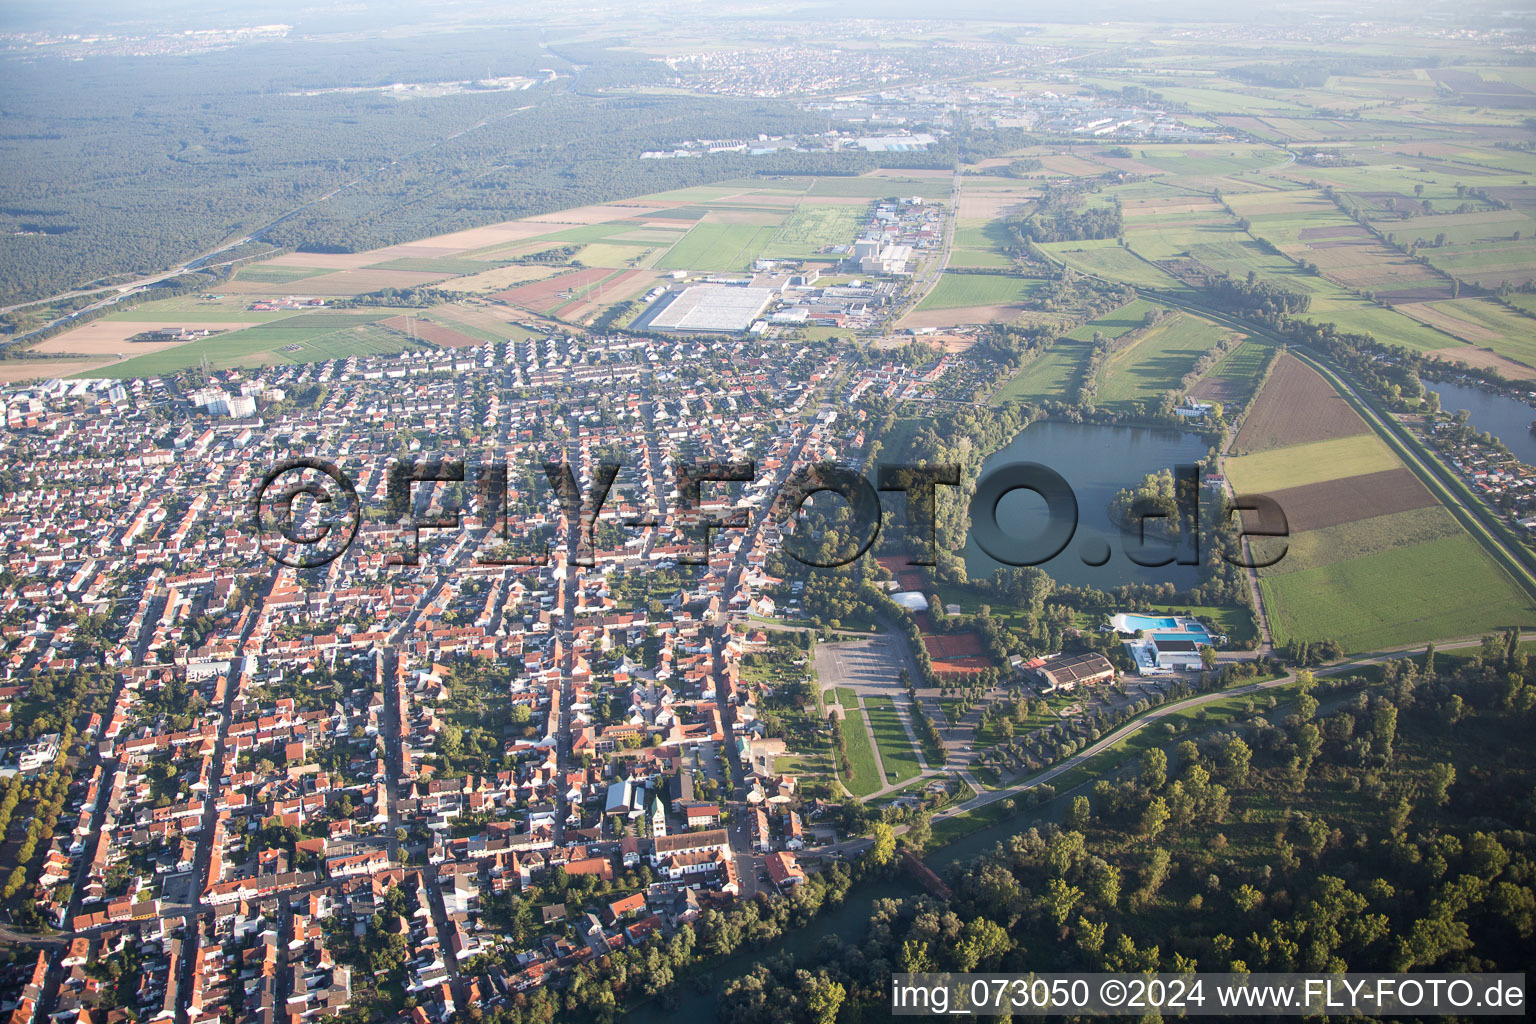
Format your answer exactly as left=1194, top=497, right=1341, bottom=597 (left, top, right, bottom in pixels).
left=806, top=174, right=951, bottom=200
left=1039, top=238, right=1186, bottom=290
left=990, top=340, right=1089, bottom=405
left=1095, top=312, right=1233, bottom=412
left=1254, top=469, right=1439, bottom=533
left=1395, top=297, right=1536, bottom=368
left=1260, top=535, right=1536, bottom=652
left=913, top=272, right=1042, bottom=311
left=1224, top=433, right=1400, bottom=493
left=233, top=264, right=333, bottom=284
left=1062, top=298, right=1164, bottom=341
left=1225, top=351, right=1536, bottom=652
left=97, top=314, right=422, bottom=377
left=760, top=204, right=867, bottom=259
left=1188, top=341, right=1269, bottom=404
left=654, top=222, right=780, bottom=271
left=1256, top=505, right=1462, bottom=576
left=949, top=218, right=1018, bottom=269
left=1232, top=353, right=1371, bottom=453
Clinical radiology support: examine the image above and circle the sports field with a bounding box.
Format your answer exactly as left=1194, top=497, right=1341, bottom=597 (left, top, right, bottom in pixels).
left=862, top=696, right=922, bottom=784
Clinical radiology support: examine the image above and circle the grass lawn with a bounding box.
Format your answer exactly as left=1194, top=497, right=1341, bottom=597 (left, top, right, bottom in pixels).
left=915, top=272, right=1043, bottom=311
left=1259, top=533, right=1536, bottom=652
left=1096, top=313, right=1230, bottom=411
left=832, top=688, right=882, bottom=797
left=1139, top=603, right=1259, bottom=647
left=1224, top=432, right=1399, bottom=492
left=863, top=696, right=922, bottom=785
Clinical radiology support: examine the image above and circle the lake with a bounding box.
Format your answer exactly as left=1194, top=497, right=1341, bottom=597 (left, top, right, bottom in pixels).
left=1425, top=380, right=1536, bottom=465
left=961, top=420, right=1211, bottom=589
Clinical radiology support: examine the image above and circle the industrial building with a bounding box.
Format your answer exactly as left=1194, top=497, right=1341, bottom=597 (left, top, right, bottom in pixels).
left=648, top=284, right=776, bottom=333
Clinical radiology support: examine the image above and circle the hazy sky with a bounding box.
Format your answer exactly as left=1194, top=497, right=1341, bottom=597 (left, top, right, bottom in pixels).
left=0, top=0, right=1519, bottom=38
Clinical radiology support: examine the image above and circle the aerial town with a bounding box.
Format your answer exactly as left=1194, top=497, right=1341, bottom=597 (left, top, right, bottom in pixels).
left=4, top=3, right=1536, bottom=1022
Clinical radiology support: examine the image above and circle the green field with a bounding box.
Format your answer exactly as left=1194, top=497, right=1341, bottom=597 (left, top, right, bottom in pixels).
left=80, top=312, right=416, bottom=377
left=990, top=340, right=1089, bottom=404
left=234, top=265, right=332, bottom=284
left=915, top=272, right=1043, bottom=311
left=1261, top=505, right=1463, bottom=576
left=1063, top=298, right=1164, bottom=341
left=862, top=695, right=922, bottom=785
left=1400, top=297, right=1536, bottom=366
left=951, top=218, right=1020, bottom=269
left=806, top=174, right=952, bottom=200
left=760, top=204, right=867, bottom=258
left=1259, top=534, right=1536, bottom=652
left=1224, top=433, right=1398, bottom=493
left=1096, top=313, right=1229, bottom=411
left=1040, top=239, right=1186, bottom=290
left=654, top=222, right=779, bottom=271
left=1204, top=341, right=1268, bottom=383
left=833, top=688, right=881, bottom=797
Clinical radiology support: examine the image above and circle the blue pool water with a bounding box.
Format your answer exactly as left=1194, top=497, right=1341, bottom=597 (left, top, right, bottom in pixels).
left=1118, top=614, right=1179, bottom=632
left=1154, top=631, right=1211, bottom=645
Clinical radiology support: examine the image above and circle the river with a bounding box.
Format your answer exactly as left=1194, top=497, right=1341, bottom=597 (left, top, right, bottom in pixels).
left=961, top=420, right=1211, bottom=589
left=1424, top=379, right=1536, bottom=465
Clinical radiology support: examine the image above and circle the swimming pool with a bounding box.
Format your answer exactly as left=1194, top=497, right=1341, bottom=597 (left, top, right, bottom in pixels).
left=1111, top=613, right=1213, bottom=644
left=1153, top=631, right=1212, bottom=645
left=1116, top=614, right=1178, bottom=632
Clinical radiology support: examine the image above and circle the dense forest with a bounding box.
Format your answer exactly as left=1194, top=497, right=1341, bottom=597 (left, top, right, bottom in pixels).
left=0, top=33, right=950, bottom=306
left=1203, top=271, right=1313, bottom=317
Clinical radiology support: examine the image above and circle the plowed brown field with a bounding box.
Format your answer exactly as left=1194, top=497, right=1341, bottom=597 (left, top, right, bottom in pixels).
left=1246, top=467, right=1437, bottom=533
left=1232, top=354, right=1371, bottom=453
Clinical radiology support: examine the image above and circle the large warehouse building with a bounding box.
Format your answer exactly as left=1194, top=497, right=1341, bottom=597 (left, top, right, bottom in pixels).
left=649, top=285, right=775, bottom=333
